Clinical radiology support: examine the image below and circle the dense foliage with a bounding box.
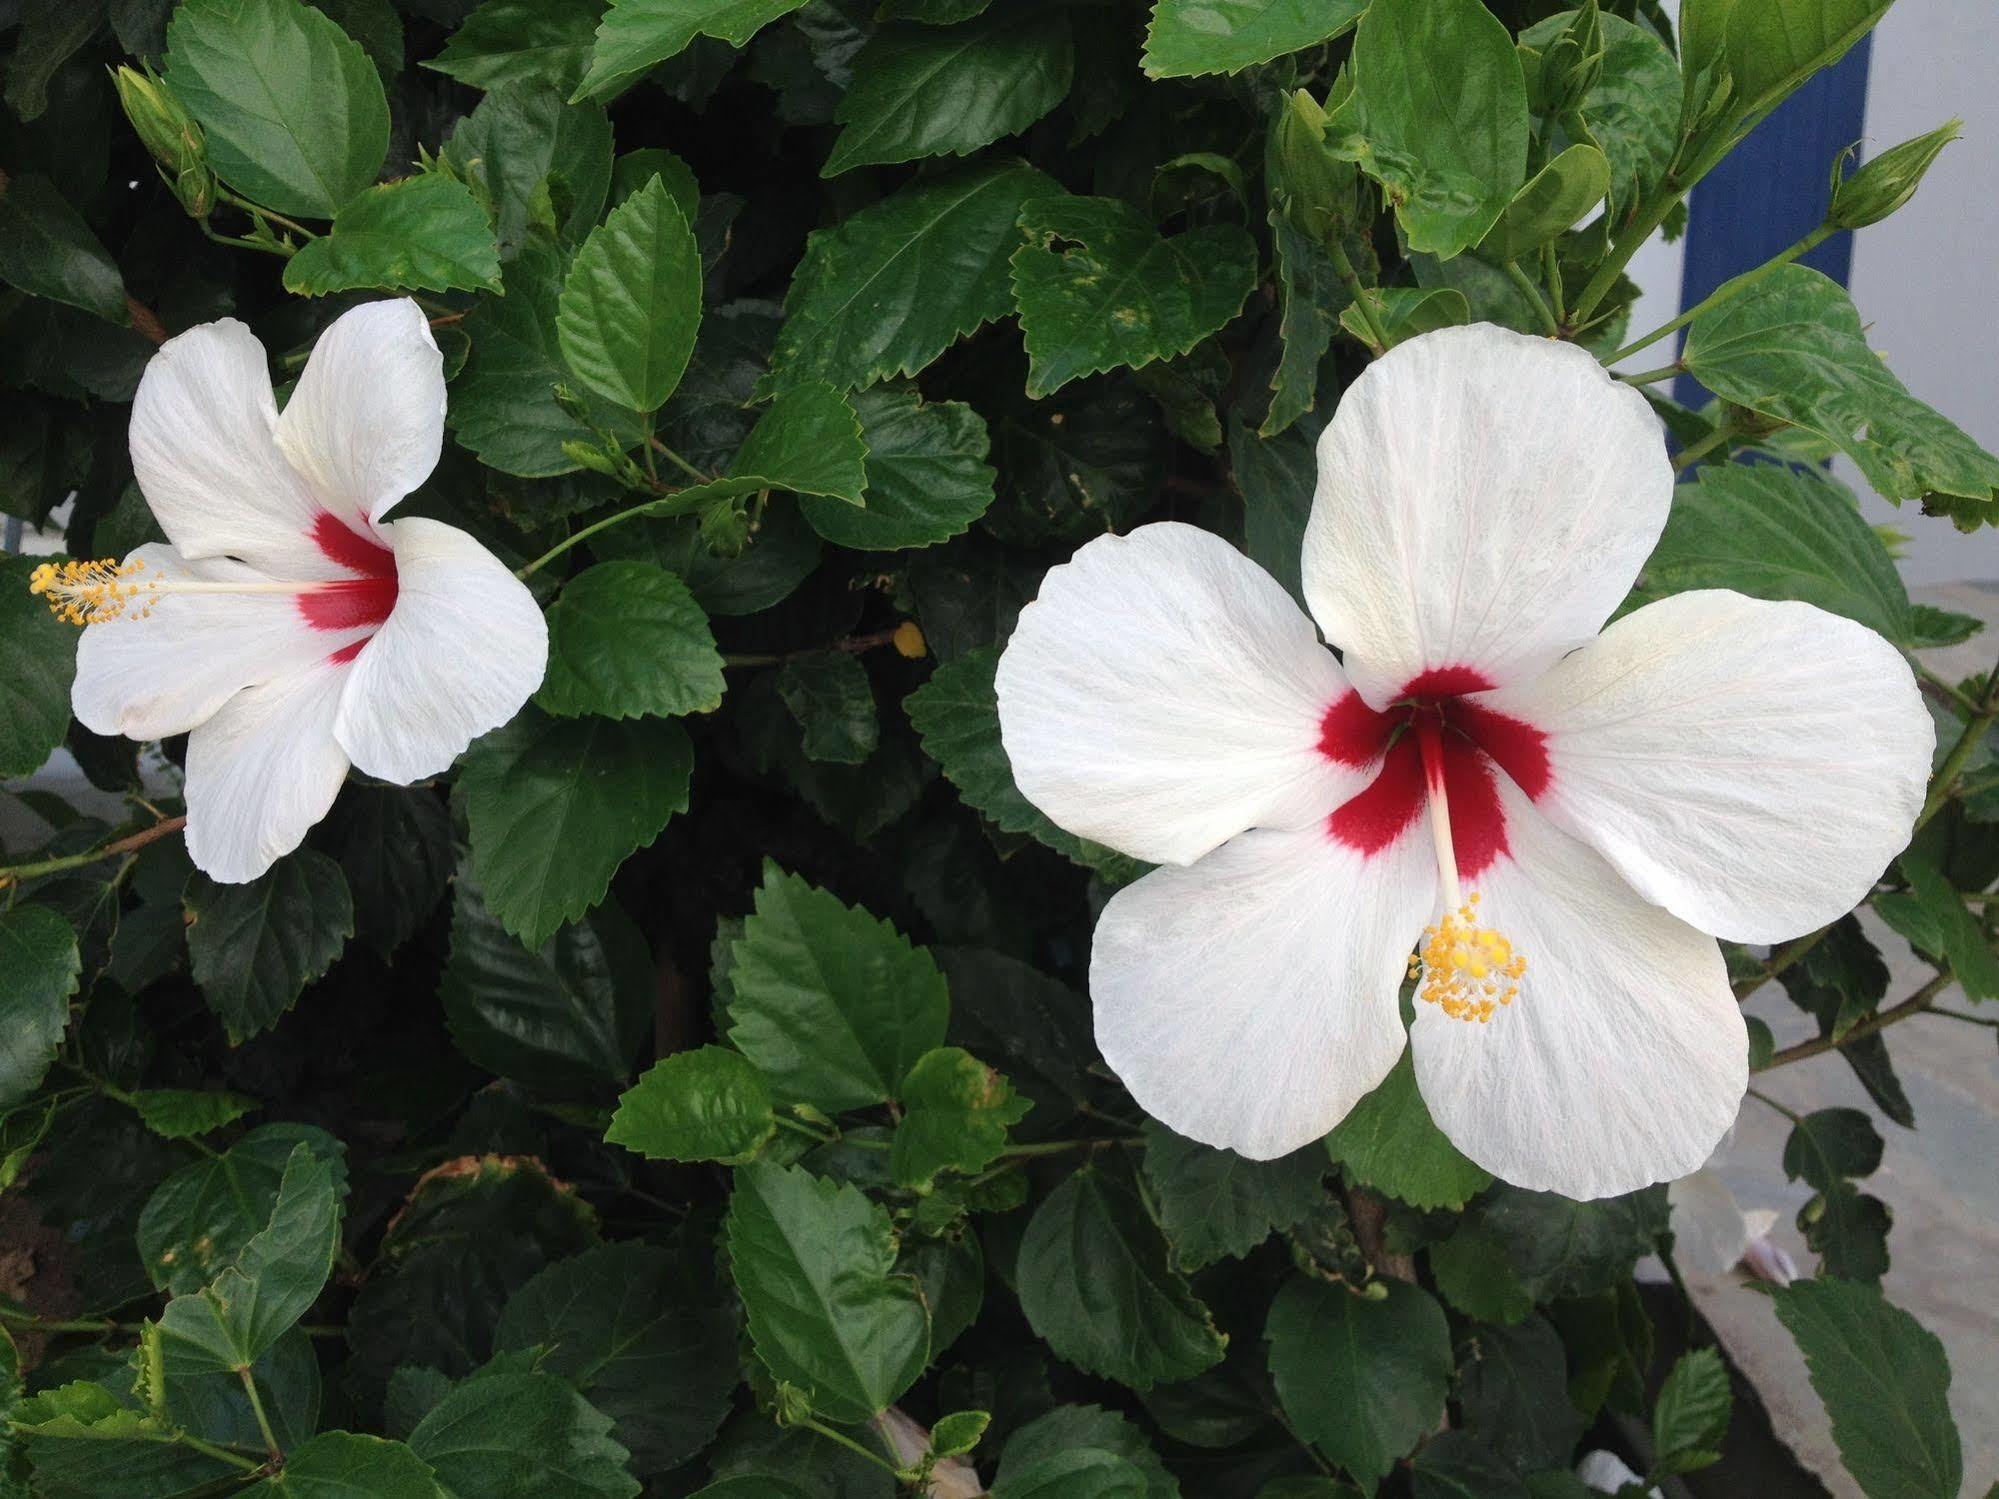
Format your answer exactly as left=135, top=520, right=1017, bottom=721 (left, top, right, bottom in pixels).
left=0, top=0, right=1990, bottom=1494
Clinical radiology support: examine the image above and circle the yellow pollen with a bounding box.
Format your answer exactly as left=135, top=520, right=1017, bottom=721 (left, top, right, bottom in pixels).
left=29, top=557, right=155, bottom=625
left=1414, top=893, right=1527, bottom=1024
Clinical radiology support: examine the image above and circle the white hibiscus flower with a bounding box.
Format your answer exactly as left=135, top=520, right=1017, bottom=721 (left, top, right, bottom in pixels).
left=994, top=324, right=1932, bottom=1200
left=34, top=300, right=547, bottom=884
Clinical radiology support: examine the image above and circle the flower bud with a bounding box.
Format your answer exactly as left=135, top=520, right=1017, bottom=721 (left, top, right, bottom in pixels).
left=1530, top=0, right=1604, bottom=119
left=1742, top=1233, right=1798, bottom=1287
left=1266, top=88, right=1356, bottom=245
left=111, top=64, right=214, bottom=218
left=1828, top=119, right=1961, bottom=230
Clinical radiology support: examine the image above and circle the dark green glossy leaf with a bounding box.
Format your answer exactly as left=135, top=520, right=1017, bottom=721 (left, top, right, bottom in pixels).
left=430, top=0, right=604, bottom=93
left=441, top=84, right=614, bottom=258
left=1140, top=1119, right=1327, bottom=1270
left=1000, top=1404, right=1178, bottom=1499
left=184, top=848, right=354, bottom=1044
left=578, top=0, right=809, bottom=101
left=1456, top=1316, right=1585, bottom=1473
left=0, top=175, right=127, bottom=322
left=410, top=1369, right=639, bottom=1499
left=284, top=173, right=502, bottom=295
left=0, top=904, right=78, bottom=1111
left=890, top=1046, right=1030, bottom=1188
left=248, top=1432, right=445, bottom=1497
left=138, top=1123, right=346, bottom=1295
left=1651, top=1346, right=1731, bottom=1474
left=1325, top=1046, right=1493, bottom=1211
left=1874, top=850, right=1999, bottom=1001
left=128, top=1088, right=258, bottom=1140
left=1141, top=0, right=1365, bottom=79
left=0, top=552, right=81, bottom=777
left=606, top=1045, right=775, bottom=1164
left=777, top=652, right=878, bottom=765
left=558, top=176, right=702, bottom=411
left=802, top=388, right=995, bottom=551
left=539, top=561, right=724, bottom=719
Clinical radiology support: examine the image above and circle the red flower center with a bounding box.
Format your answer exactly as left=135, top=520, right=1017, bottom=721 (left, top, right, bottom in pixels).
left=299, top=512, right=398, bottom=660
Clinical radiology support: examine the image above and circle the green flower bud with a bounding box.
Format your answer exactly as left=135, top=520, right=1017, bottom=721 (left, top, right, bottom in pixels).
left=1828, top=119, right=1961, bottom=230
left=111, top=64, right=213, bottom=217
left=1534, top=0, right=1604, bottom=120
left=1266, top=87, right=1356, bottom=245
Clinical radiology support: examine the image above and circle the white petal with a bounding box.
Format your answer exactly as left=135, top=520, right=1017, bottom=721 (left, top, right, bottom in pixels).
left=1669, top=1169, right=1752, bottom=1275
left=184, top=662, right=351, bottom=883
left=1302, top=324, right=1672, bottom=704
left=129, top=319, right=330, bottom=574
left=1577, top=1451, right=1658, bottom=1497
left=333, top=517, right=548, bottom=783
left=1091, top=821, right=1432, bottom=1159
left=996, top=522, right=1364, bottom=867
left=1477, top=590, right=1931, bottom=944
left=71, top=544, right=368, bottom=741
left=1411, top=782, right=1746, bottom=1200
left=277, top=299, right=447, bottom=526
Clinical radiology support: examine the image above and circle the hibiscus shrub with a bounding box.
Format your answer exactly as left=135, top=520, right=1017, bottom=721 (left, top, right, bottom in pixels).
left=0, top=0, right=1990, bottom=1494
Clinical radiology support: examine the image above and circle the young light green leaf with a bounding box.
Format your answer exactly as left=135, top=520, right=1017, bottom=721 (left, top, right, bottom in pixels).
left=164, top=0, right=389, bottom=219
left=607, top=1045, right=775, bottom=1165
left=800, top=388, right=996, bottom=551
left=442, top=84, right=614, bottom=257
left=1141, top=0, right=1365, bottom=79
left=1337, top=285, right=1469, bottom=356
left=1325, top=1046, right=1493, bottom=1210
left=558, top=176, right=703, bottom=411
left=283, top=173, right=502, bottom=295
left=577, top=0, right=810, bottom=101
left=0, top=552, right=81, bottom=777
left=441, top=876, right=652, bottom=1091
left=429, top=0, right=605, bottom=94
left=823, top=12, right=1073, bottom=177
left=1651, top=1346, right=1731, bottom=1474
left=459, top=708, right=694, bottom=948
left=1344, top=0, right=1529, bottom=257
left=1141, top=1118, right=1328, bottom=1270
left=129, top=1089, right=259, bottom=1140
left=890, top=1046, right=1030, bottom=1188
left=1682, top=265, right=1999, bottom=519
left=0, top=174, right=127, bottom=323
left=724, top=1161, right=930, bottom=1424
left=185, top=848, right=355, bottom=1044
left=1478, top=143, right=1609, bottom=261
left=496, top=1241, right=739, bottom=1472
left=776, top=652, right=878, bottom=765
left=1010, top=196, right=1256, bottom=398
left=1267, top=1276, right=1451, bottom=1488
left=0, top=905, right=78, bottom=1112
left=1016, top=1165, right=1225, bottom=1389
left=14, top=1380, right=242, bottom=1498
left=410, top=1369, right=640, bottom=1499
left=1771, top=1279, right=1961, bottom=1499
left=929, top=1409, right=990, bottom=1460
left=764, top=161, right=1062, bottom=396
left=538, top=561, right=724, bottom=719
left=725, top=862, right=948, bottom=1112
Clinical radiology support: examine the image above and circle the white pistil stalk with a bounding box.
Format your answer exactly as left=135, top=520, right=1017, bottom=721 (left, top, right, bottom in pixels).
left=30, top=557, right=327, bottom=626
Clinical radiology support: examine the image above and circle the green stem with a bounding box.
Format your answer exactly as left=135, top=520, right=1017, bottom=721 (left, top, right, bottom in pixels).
left=1733, top=924, right=1832, bottom=1002
left=1615, top=362, right=1683, bottom=388
left=1325, top=235, right=1390, bottom=352
left=772, top=1115, right=836, bottom=1145
left=174, top=1431, right=267, bottom=1473
left=0, top=816, right=186, bottom=888
left=1606, top=224, right=1833, bottom=365
left=1756, top=968, right=1954, bottom=1072
left=1913, top=677, right=1999, bottom=833
left=1918, top=665, right=1981, bottom=718
left=1502, top=259, right=1560, bottom=337
left=803, top=1418, right=902, bottom=1477
left=1928, top=1005, right=1999, bottom=1029
left=516, top=487, right=715, bottom=578
left=1669, top=417, right=1740, bottom=474
left=1573, top=127, right=1744, bottom=326
left=0, top=1306, right=117, bottom=1335
left=648, top=437, right=714, bottom=485
left=1003, top=1136, right=1137, bottom=1159
left=1746, top=1086, right=1803, bottom=1124
left=1542, top=239, right=1567, bottom=326
left=237, top=1367, right=283, bottom=1462
left=217, top=189, right=314, bottom=240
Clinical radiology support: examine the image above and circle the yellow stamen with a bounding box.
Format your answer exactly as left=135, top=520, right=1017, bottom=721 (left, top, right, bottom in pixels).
left=30, top=557, right=153, bottom=625
left=1415, top=895, right=1527, bottom=1023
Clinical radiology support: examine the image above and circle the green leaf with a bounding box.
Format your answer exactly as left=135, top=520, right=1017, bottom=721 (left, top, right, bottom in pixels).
left=0, top=905, right=78, bottom=1111
left=725, top=862, right=948, bottom=1113
left=440, top=876, right=651, bottom=1092
left=128, top=1089, right=258, bottom=1140
left=1140, top=1118, right=1327, bottom=1270
left=249, top=1432, right=446, bottom=1498
left=1262, top=214, right=1349, bottom=438
left=727, top=379, right=868, bottom=503
left=1771, top=1279, right=1961, bottom=1499
left=1338, top=284, right=1469, bottom=354
left=441, top=84, right=614, bottom=258
left=905, top=646, right=1142, bottom=881
left=929, top=1410, right=990, bottom=1460
left=1141, top=0, right=1365, bottom=79
left=1010, top=196, right=1256, bottom=398
left=429, top=0, right=605, bottom=94
left=283, top=173, right=502, bottom=295
left=538, top=561, right=724, bottom=719
left=460, top=707, right=694, bottom=948
left=156, top=1143, right=345, bottom=1371
left=611, top=147, right=698, bottom=217
left=410, top=1369, right=639, bottom=1499
left=15, top=1380, right=240, bottom=1499
left=1874, top=851, right=1999, bottom=1001
left=993, top=1451, right=1149, bottom=1499
left=1016, top=1164, right=1225, bottom=1389
left=1651, top=1346, right=1731, bottom=1474
left=1682, top=265, right=1999, bottom=517
left=1230, top=419, right=1316, bottom=606
left=1436, top=1184, right=1667, bottom=1319
left=1266, top=1276, right=1452, bottom=1488
left=724, top=1161, right=930, bottom=1423
left=0, top=552, right=81, bottom=777
left=1407, top=1432, right=1530, bottom=1499
left=890, top=1046, right=1030, bottom=1188
left=0, top=175, right=127, bottom=323
left=1344, top=0, right=1529, bottom=257
left=1520, top=10, right=1677, bottom=222
left=986, top=378, right=1164, bottom=545
left=606, top=1045, right=775, bottom=1164
left=320, top=784, right=455, bottom=958
left=137, top=1123, right=346, bottom=1294
left=764, top=160, right=1062, bottom=396
left=823, top=12, right=1073, bottom=177
left=1324, top=1046, right=1493, bottom=1210
left=999, top=1406, right=1178, bottom=1499
left=495, top=1240, right=739, bottom=1473
left=450, top=238, right=646, bottom=477
left=777, top=653, right=878, bottom=765
left=1698, top=0, right=1894, bottom=136
left=1455, top=1316, right=1585, bottom=1473
left=577, top=0, right=809, bottom=101
left=165, top=0, right=390, bottom=219
left=1780, top=917, right=1913, bottom=1125
left=558, top=177, right=703, bottom=411
left=185, top=848, right=355, bottom=1044
left=801, top=388, right=996, bottom=551
left=1478, top=144, right=1608, bottom=261
left=1639, top=465, right=1913, bottom=645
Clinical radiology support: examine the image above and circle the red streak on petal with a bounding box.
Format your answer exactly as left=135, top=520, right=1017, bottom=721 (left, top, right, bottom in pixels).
left=1399, top=664, right=1495, bottom=700
left=312, top=511, right=396, bottom=577
left=301, top=510, right=398, bottom=634
left=1319, top=690, right=1394, bottom=767
left=1454, top=700, right=1551, bottom=800
left=328, top=639, right=368, bottom=666
left=1327, top=737, right=1425, bottom=855
left=1439, top=735, right=1509, bottom=879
